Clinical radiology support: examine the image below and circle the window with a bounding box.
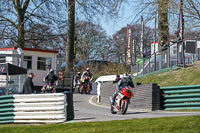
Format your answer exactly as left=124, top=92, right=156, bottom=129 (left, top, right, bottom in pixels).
left=0, top=57, right=6, bottom=63
left=37, top=57, right=52, bottom=70
left=24, top=56, right=32, bottom=69
left=173, top=46, right=177, bottom=55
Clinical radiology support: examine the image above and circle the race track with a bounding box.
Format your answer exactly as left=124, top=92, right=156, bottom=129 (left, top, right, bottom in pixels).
left=66, top=94, right=200, bottom=123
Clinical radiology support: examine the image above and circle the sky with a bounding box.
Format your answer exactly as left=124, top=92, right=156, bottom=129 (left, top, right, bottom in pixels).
left=99, top=2, right=134, bottom=36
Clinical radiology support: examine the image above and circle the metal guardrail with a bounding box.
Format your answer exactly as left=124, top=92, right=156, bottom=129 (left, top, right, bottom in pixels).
left=160, top=85, right=200, bottom=110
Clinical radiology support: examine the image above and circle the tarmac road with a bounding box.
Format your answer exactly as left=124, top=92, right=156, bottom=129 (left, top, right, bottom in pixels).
left=66, top=94, right=200, bottom=123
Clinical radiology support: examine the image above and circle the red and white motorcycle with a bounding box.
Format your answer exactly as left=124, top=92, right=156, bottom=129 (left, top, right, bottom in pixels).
left=110, top=87, right=133, bottom=114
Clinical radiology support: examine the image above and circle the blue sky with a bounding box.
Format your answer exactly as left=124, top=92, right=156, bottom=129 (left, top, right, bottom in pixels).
left=99, top=2, right=134, bottom=36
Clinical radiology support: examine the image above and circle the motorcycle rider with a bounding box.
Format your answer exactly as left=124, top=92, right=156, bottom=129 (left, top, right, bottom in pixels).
left=81, top=67, right=93, bottom=91
left=73, top=72, right=82, bottom=91
left=111, top=73, right=134, bottom=105
left=113, top=74, right=121, bottom=83
left=42, top=69, right=58, bottom=93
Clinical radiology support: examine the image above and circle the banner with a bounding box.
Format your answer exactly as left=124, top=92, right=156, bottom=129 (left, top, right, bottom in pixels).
left=126, top=25, right=133, bottom=66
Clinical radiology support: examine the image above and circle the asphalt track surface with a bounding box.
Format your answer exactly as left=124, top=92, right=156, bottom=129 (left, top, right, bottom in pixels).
left=66, top=94, right=200, bottom=123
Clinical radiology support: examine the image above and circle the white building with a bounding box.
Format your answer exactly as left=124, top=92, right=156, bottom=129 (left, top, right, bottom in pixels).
left=0, top=47, right=58, bottom=93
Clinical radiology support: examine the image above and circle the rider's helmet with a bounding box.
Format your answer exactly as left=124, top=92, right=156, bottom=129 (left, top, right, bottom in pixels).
left=49, top=69, right=54, bottom=75
left=86, top=67, right=90, bottom=72
left=77, top=72, right=81, bottom=76
left=116, top=74, right=120, bottom=78
left=123, top=73, right=129, bottom=82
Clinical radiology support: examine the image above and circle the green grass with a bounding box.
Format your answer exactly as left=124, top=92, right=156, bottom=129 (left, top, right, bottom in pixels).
left=0, top=116, right=200, bottom=133
left=134, top=64, right=200, bottom=87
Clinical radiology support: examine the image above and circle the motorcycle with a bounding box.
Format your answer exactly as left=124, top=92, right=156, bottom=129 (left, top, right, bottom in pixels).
left=41, top=82, right=55, bottom=93
left=110, top=87, right=133, bottom=114
left=80, top=76, right=91, bottom=94
left=74, top=79, right=81, bottom=93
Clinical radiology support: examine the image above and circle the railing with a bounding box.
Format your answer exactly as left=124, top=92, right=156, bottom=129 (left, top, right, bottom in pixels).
left=0, top=93, right=67, bottom=124
left=132, top=40, right=198, bottom=76
left=160, top=85, right=200, bottom=110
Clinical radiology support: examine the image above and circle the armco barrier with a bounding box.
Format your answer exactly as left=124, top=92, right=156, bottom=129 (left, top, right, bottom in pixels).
left=0, top=93, right=67, bottom=124
left=160, top=85, right=200, bottom=110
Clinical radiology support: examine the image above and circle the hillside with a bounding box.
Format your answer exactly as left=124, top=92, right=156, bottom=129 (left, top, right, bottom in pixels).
left=133, top=61, right=200, bottom=87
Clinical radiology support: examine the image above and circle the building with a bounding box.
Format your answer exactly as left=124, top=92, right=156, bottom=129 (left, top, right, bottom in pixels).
left=0, top=47, right=59, bottom=93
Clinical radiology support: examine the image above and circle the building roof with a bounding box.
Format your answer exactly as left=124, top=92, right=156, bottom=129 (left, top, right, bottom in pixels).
left=0, top=47, right=58, bottom=54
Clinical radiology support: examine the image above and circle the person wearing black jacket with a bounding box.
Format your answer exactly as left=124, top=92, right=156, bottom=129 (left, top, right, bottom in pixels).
left=23, top=73, right=35, bottom=94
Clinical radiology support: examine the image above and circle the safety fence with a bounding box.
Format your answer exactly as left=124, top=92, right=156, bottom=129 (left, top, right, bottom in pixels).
left=160, top=85, right=200, bottom=110
left=132, top=40, right=199, bottom=76
left=0, top=93, right=67, bottom=124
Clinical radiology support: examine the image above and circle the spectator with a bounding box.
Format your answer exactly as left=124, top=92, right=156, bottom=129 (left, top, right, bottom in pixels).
left=23, top=72, right=35, bottom=94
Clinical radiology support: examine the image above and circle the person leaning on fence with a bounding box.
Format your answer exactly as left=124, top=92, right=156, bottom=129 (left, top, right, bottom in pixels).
left=23, top=72, right=35, bottom=94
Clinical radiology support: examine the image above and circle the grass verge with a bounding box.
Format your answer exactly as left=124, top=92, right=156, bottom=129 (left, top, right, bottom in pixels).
left=0, top=116, right=200, bottom=133
left=133, top=63, right=200, bottom=87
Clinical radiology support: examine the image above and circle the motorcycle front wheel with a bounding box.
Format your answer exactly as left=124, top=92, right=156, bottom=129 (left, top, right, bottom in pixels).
left=121, top=100, right=128, bottom=114
left=111, top=104, right=117, bottom=114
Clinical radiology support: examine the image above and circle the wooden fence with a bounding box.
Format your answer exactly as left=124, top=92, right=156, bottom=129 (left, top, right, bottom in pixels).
left=0, top=93, right=67, bottom=124
left=160, top=85, right=200, bottom=110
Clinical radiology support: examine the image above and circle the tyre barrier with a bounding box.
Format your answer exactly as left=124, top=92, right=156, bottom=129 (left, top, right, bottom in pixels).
left=0, top=93, right=67, bottom=124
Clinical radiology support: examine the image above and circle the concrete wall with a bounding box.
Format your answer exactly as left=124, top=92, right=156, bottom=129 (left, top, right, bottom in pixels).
left=99, top=82, right=160, bottom=111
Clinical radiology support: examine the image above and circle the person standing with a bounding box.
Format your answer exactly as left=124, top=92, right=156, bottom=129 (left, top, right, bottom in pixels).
left=23, top=72, right=35, bottom=94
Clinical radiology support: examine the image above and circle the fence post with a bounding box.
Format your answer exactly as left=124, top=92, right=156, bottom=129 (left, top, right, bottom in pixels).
left=154, top=52, right=157, bottom=71
left=177, top=42, right=179, bottom=65
left=168, top=45, right=170, bottom=67
left=149, top=57, right=151, bottom=74
left=182, top=40, right=185, bottom=67
left=161, top=51, right=163, bottom=69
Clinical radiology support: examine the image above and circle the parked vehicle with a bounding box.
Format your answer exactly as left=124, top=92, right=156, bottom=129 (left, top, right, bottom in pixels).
left=110, top=87, right=133, bottom=114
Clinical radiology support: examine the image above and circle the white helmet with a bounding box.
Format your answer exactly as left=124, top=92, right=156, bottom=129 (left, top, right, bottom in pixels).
left=86, top=67, right=90, bottom=71
left=123, top=73, right=129, bottom=80
left=49, top=69, right=54, bottom=74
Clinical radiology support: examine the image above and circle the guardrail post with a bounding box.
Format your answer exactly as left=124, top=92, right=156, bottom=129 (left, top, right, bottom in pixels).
left=64, top=91, right=74, bottom=120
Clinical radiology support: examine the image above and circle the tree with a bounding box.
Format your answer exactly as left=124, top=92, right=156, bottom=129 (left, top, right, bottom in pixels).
left=111, top=24, right=154, bottom=63
left=0, top=0, right=65, bottom=48
left=158, top=0, right=169, bottom=47
left=65, top=0, right=126, bottom=73
left=75, top=21, right=110, bottom=61
left=25, top=23, right=63, bottom=49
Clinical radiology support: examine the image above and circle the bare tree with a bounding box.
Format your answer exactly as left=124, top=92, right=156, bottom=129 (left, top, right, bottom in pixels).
left=25, top=23, right=63, bottom=49
left=111, top=24, right=154, bottom=63
left=75, top=21, right=110, bottom=61
left=0, top=0, right=66, bottom=48
left=64, top=0, right=126, bottom=73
